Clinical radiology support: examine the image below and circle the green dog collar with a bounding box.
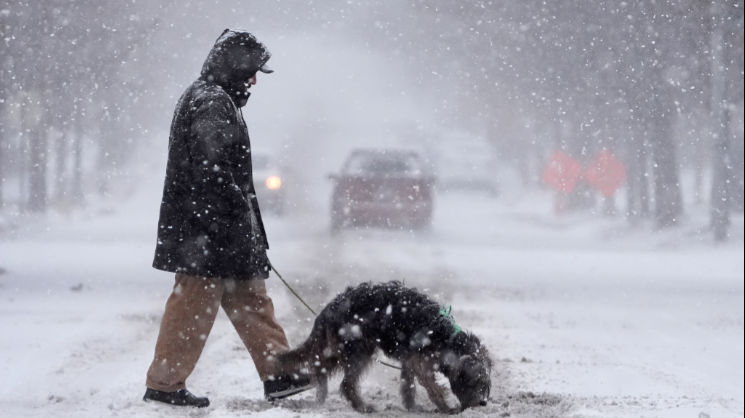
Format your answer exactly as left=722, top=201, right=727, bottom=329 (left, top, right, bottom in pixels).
left=439, top=305, right=462, bottom=337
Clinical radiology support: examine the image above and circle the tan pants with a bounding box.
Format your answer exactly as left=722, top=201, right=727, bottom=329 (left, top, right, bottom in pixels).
left=146, top=273, right=289, bottom=392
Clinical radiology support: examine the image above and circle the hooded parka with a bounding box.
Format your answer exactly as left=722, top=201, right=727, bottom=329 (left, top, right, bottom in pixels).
left=152, top=30, right=273, bottom=279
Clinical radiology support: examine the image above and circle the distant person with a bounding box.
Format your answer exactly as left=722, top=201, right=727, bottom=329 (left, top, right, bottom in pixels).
left=143, top=29, right=312, bottom=408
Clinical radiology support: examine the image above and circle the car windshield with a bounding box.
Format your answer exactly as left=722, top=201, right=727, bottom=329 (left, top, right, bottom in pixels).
left=343, top=152, right=423, bottom=176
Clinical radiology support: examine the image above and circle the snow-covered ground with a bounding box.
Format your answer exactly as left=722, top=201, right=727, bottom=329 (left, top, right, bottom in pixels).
left=0, top=171, right=742, bottom=418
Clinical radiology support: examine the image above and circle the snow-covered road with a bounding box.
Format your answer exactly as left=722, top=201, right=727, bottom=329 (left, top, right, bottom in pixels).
left=0, top=179, right=742, bottom=417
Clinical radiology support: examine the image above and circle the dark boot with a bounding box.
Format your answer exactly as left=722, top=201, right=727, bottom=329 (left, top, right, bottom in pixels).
left=264, top=375, right=314, bottom=401
left=142, top=388, right=210, bottom=408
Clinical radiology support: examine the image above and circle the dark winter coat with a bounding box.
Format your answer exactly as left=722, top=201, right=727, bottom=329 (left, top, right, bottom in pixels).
left=152, top=30, right=274, bottom=279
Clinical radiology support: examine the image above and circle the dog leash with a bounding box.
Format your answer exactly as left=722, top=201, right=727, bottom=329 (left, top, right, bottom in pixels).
left=269, top=261, right=402, bottom=371
left=269, top=262, right=317, bottom=316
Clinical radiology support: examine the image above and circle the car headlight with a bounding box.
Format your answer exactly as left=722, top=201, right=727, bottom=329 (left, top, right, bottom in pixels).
left=266, top=175, right=282, bottom=190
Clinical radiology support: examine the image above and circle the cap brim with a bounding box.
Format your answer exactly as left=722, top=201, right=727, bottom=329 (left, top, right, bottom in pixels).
left=259, top=63, right=274, bottom=74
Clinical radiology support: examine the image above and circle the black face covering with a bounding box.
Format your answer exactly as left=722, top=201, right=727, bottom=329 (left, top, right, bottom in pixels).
left=227, top=80, right=252, bottom=108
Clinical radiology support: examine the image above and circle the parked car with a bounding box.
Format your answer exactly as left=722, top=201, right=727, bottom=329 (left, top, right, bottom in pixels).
left=252, top=151, right=286, bottom=215
left=329, top=148, right=435, bottom=231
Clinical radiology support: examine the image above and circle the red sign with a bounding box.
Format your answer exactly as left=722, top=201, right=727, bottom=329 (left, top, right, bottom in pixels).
left=585, top=150, right=626, bottom=197
left=542, top=151, right=582, bottom=194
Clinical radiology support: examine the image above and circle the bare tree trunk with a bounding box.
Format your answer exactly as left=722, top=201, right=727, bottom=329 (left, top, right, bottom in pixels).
left=625, top=127, right=651, bottom=224
left=693, top=135, right=706, bottom=205
left=18, top=131, right=27, bottom=211
left=639, top=140, right=651, bottom=218
left=711, top=105, right=732, bottom=241
left=28, top=126, right=48, bottom=212
left=0, top=124, right=4, bottom=208
left=96, top=104, right=114, bottom=196
left=71, top=105, right=85, bottom=202
left=54, top=131, right=68, bottom=202
left=709, top=0, right=733, bottom=241
left=625, top=137, right=639, bottom=222
left=732, top=107, right=745, bottom=212
left=651, top=90, right=683, bottom=228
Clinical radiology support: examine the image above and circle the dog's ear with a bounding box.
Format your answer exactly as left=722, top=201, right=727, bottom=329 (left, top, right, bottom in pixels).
left=475, top=345, right=493, bottom=370
left=439, top=350, right=458, bottom=375
left=449, top=354, right=474, bottom=379
left=459, top=354, right=476, bottom=368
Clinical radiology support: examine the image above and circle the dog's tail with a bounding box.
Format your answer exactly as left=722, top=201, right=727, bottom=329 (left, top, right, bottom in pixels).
left=273, top=316, right=333, bottom=377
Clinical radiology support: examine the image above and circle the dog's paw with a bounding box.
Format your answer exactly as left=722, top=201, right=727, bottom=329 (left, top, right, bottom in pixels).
left=436, top=406, right=460, bottom=415
left=405, top=403, right=427, bottom=413
left=354, top=403, right=376, bottom=413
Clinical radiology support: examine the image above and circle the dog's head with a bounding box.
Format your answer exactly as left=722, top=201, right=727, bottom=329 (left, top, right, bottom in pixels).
left=443, top=334, right=492, bottom=410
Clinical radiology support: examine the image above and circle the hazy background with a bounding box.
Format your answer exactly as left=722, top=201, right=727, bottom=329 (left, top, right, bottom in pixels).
left=1, top=0, right=743, bottom=240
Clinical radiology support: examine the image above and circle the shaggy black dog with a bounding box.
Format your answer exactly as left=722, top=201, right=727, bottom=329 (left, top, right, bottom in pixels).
left=273, top=281, right=492, bottom=413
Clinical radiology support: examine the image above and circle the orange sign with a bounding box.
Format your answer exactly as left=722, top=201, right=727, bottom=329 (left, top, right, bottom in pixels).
left=585, top=150, right=626, bottom=197
left=542, top=151, right=582, bottom=194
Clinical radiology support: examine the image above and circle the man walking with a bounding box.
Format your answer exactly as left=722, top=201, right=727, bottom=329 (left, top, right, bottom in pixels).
left=143, top=29, right=310, bottom=408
